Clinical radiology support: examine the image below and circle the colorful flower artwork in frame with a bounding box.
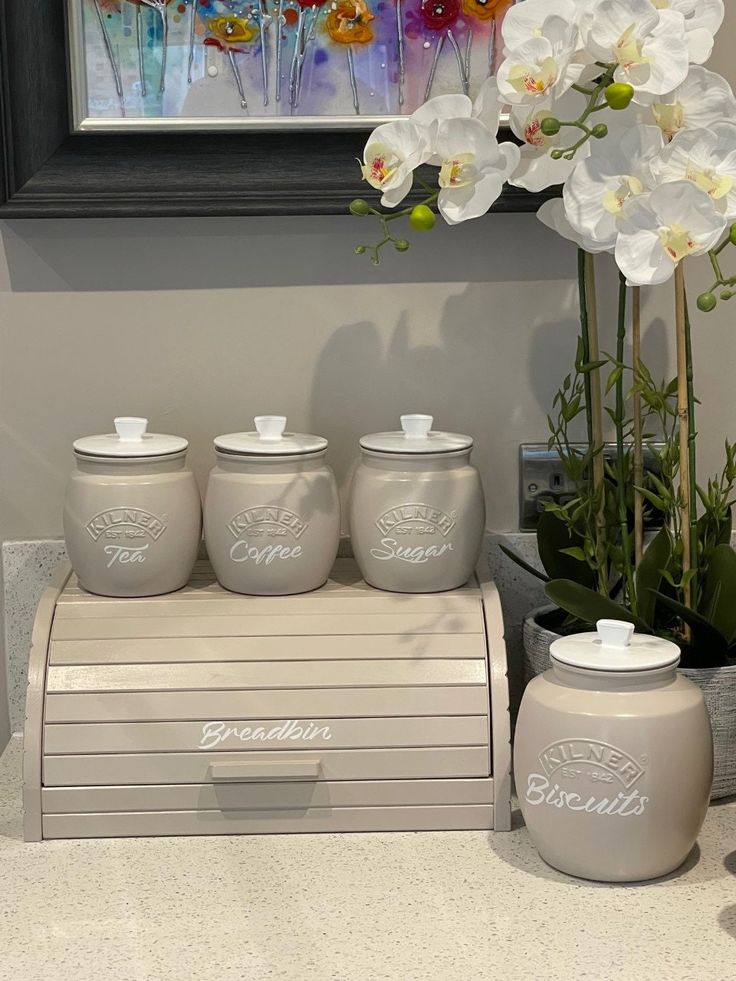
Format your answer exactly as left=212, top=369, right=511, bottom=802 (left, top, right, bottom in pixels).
left=72, top=0, right=515, bottom=127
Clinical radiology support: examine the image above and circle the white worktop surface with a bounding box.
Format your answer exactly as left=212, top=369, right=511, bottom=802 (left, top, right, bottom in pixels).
left=2, top=735, right=736, bottom=981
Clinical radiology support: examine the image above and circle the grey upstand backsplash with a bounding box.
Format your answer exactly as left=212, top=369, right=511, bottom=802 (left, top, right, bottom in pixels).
left=1, top=534, right=547, bottom=734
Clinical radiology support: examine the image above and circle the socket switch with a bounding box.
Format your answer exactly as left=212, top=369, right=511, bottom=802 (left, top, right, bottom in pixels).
left=519, top=442, right=665, bottom=531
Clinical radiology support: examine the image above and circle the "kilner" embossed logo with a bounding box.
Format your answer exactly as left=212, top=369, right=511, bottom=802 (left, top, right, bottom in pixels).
left=375, top=504, right=456, bottom=537
left=537, top=739, right=645, bottom=789
left=85, top=508, right=167, bottom=542
left=227, top=506, right=308, bottom=539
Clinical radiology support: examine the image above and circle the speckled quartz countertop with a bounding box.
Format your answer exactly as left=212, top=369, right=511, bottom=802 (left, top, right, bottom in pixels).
left=1, top=737, right=736, bottom=981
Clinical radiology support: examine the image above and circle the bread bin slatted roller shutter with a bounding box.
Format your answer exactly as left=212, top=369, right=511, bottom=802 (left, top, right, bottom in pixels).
left=24, top=558, right=511, bottom=840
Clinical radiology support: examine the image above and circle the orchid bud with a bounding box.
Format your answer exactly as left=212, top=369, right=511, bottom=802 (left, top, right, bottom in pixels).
left=540, top=117, right=561, bottom=137
left=605, top=83, right=635, bottom=110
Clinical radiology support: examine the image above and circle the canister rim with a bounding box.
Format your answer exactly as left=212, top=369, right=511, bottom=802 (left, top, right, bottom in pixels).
left=73, top=431, right=188, bottom=459
left=214, top=416, right=328, bottom=456
left=213, top=435, right=328, bottom=456
left=550, top=619, right=681, bottom=672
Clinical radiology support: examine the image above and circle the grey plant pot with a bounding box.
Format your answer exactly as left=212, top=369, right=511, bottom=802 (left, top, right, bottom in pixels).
left=522, top=607, right=736, bottom=801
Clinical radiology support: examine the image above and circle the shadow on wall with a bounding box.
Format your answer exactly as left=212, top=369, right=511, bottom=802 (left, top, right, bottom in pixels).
left=0, top=213, right=574, bottom=292
left=306, top=285, right=583, bottom=526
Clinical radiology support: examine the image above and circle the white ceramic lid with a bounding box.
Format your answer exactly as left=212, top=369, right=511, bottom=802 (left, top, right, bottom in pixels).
left=214, top=416, right=328, bottom=456
left=550, top=619, right=681, bottom=672
left=359, top=414, right=473, bottom=454
left=73, top=418, right=188, bottom=458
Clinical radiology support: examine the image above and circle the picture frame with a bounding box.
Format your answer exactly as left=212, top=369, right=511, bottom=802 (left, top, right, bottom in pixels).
left=0, top=0, right=552, bottom=218
left=67, top=0, right=516, bottom=132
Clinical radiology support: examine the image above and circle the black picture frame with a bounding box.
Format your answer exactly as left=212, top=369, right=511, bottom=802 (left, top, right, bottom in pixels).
left=0, top=0, right=553, bottom=218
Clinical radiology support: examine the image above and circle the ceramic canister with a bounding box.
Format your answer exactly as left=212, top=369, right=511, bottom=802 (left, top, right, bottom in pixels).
left=204, top=416, right=340, bottom=595
left=349, top=414, right=485, bottom=593
left=63, top=417, right=202, bottom=597
left=514, top=619, right=713, bottom=882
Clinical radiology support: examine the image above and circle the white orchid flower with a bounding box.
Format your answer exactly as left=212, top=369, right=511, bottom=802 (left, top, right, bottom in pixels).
left=651, top=123, right=736, bottom=219
left=409, top=78, right=504, bottom=166
left=410, top=95, right=473, bottom=164
left=615, top=181, right=726, bottom=285
left=537, top=198, right=614, bottom=253
left=434, top=118, right=521, bottom=225
left=412, top=78, right=502, bottom=135
left=638, top=66, right=736, bottom=140
left=411, top=94, right=472, bottom=131
left=508, top=91, right=589, bottom=193
left=361, top=121, right=431, bottom=208
left=563, top=125, right=665, bottom=250
left=650, top=0, right=724, bottom=64
left=502, top=0, right=581, bottom=50
left=586, top=0, right=689, bottom=96
left=472, top=77, right=503, bottom=137
left=497, top=16, right=584, bottom=105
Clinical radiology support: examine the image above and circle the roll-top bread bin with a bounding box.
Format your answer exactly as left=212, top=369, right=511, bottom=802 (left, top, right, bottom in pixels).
left=204, top=416, right=340, bottom=595
left=514, top=619, right=713, bottom=882
left=63, top=417, right=202, bottom=598
left=350, top=414, right=485, bottom=593
left=23, top=557, right=512, bottom=840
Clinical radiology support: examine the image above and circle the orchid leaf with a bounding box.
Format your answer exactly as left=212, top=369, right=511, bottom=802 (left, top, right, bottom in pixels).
left=498, top=545, right=549, bottom=584
left=701, top=544, right=736, bottom=644
left=651, top=590, right=729, bottom=658
left=537, top=511, right=596, bottom=588
left=718, top=510, right=733, bottom=546
left=545, top=579, right=650, bottom=632
left=635, top=526, right=672, bottom=629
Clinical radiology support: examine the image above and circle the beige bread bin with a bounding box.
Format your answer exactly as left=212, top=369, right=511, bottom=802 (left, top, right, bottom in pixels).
left=24, top=558, right=511, bottom=840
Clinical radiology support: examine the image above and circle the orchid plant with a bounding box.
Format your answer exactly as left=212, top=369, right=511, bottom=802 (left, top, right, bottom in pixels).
left=352, top=0, right=734, bottom=285
left=350, top=0, right=736, bottom=655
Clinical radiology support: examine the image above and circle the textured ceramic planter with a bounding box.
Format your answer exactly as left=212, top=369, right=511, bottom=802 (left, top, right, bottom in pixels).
left=522, top=607, right=736, bottom=800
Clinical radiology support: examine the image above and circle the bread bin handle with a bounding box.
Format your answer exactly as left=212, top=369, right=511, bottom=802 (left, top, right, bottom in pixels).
left=208, top=759, right=321, bottom=781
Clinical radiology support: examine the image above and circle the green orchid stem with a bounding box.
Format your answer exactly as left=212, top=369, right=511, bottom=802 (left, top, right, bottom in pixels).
left=709, top=250, right=723, bottom=282
left=562, top=133, right=593, bottom=159
left=684, top=285, right=699, bottom=597
left=552, top=63, right=615, bottom=159
left=713, top=235, right=732, bottom=257
left=357, top=188, right=439, bottom=263
left=558, top=120, right=593, bottom=136
left=616, top=273, right=637, bottom=615
left=705, top=241, right=736, bottom=298
left=577, top=250, right=594, bottom=452
left=578, top=250, right=608, bottom=596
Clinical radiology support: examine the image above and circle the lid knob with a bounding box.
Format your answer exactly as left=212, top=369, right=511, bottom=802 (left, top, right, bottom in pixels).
left=597, top=619, right=635, bottom=649
left=401, top=414, right=433, bottom=438
left=114, top=417, right=148, bottom=442
left=254, top=415, right=287, bottom=442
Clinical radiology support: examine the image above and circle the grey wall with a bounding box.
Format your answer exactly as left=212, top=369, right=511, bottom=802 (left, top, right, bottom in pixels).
left=1, top=213, right=734, bottom=537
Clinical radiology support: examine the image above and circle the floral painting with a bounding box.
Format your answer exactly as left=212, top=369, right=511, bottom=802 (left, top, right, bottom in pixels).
left=71, top=0, right=514, bottom=126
